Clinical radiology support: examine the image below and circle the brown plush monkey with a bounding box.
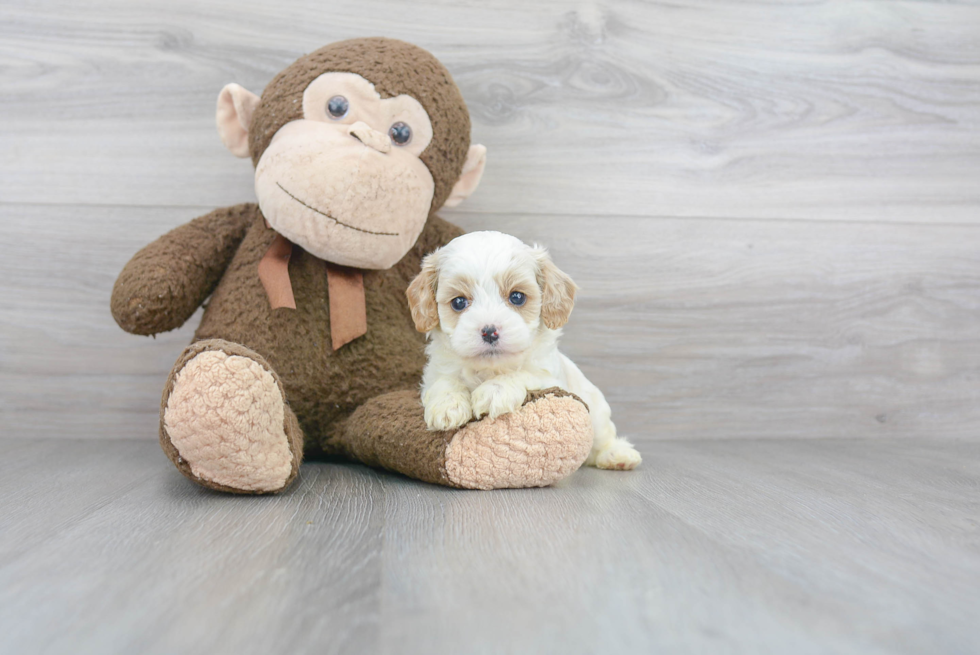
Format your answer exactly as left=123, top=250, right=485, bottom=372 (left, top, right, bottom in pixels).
left=111, top=38, right=593, bottom=493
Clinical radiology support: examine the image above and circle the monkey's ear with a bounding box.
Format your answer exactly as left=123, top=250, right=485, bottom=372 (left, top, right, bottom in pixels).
left=442, top=144, right=487, bottom=209
left=216, top=83, right=261, bottom=158
left=406, top=252, right=441, bottom=333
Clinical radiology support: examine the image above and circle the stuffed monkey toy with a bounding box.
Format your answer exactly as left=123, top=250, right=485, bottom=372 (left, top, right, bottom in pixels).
left=111, top=38, right=593, bottom=493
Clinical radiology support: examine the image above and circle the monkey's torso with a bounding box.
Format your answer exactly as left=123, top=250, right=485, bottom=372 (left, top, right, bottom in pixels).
left=193, top=203, right=463, bottom=453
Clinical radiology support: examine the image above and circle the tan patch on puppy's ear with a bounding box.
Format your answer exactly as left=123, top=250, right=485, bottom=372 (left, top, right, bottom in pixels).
left=534, top=248, right=578, bottom=329
left=407, top=252, right=440, bottom=332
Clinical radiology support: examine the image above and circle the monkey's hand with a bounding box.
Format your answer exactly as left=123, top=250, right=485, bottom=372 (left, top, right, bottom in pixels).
left=111, top=204, right=256, bottom=335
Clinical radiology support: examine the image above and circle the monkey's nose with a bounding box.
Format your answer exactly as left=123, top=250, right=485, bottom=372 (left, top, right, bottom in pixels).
left=348, top=121, right=391, bottom=154
left=481, top=325, right=499, bottom=344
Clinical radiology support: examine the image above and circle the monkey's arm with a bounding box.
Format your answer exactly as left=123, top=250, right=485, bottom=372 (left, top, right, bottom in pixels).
left=111, top=203, right=258, bottom=335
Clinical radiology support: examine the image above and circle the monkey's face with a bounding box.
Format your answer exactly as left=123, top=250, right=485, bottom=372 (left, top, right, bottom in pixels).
left=216, top=38, right=487, bottom=270
left=252, top=73, right=434, bottom=269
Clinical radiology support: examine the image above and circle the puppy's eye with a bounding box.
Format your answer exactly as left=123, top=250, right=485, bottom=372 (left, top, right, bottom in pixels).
left=450, top=297, right=469, bottom=312
left=327, top=95, right=349, bottom=119
left=389, top=122, right=412, bottom=146
left=509, top=291, right=527, bottom=307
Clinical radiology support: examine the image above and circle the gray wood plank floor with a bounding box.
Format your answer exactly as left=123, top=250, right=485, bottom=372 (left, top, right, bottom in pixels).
left=1, top=438, right=978, bottom=654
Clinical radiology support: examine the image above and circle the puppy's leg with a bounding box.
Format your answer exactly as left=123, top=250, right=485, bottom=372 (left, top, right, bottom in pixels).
left=588, top=414, right=642, bottom=471
left=560, top=355, right=641, bottom=470
left=471, top=372, right=546, bottom=421
left=423, top=377, right=473, bottom=431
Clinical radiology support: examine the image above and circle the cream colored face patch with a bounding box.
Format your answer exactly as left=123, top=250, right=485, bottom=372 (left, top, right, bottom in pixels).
left=253, top=73, right=436, bottom=270
left=302, top=72, right=433, bottom=156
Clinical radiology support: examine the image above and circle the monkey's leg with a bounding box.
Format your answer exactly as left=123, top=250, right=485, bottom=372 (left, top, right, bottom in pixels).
left=333, top=388, right=594, bottom=489
left=160, top=339, right=304, bottom=494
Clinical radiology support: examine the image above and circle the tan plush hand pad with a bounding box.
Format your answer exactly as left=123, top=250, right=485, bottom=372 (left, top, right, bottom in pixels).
left=444, top=391, right=594, bottom=490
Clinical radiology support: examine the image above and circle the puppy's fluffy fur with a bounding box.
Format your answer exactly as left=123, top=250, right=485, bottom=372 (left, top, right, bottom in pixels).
left=406, top=231, right=641, bottom=470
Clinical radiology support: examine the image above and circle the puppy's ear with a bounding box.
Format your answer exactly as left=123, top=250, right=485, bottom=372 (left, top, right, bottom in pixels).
left=406, top=251, right=440, bottom=332
left=533, top=247, right=578, bottom=329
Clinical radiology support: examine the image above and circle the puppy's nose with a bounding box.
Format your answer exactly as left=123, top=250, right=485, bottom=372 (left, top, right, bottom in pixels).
left=481, top=325, right=499, bottom=344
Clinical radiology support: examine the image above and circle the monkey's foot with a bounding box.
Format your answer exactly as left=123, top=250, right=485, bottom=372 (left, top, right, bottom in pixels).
left=337, top=388, right=593, bottom=490
left=160, top=339, right=303, bottom=494
left=444, top=388, right=593, bottom=490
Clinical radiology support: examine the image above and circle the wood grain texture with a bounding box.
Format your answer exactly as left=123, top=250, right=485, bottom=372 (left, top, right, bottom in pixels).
left=0, top=0, right=979, bottom=221
left=3, top=203, right=978, bottom=441
left=0, top=438, right=978, bottom=654
left=0, top=2, right=978, bottom=441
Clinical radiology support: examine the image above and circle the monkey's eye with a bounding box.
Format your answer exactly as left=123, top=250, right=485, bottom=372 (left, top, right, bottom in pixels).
left=450, top=297, right=469, bottom=312
left=326, top=95, right=349, bottom=119
left=389, top=122, right=412, bottom=146
left=509, top=291, right=527, bottom=307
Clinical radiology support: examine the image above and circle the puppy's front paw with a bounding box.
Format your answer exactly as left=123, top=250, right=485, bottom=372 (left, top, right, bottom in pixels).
left=593, top=440, right=642, bottom=471
left=424, top=391, right=473, bottom=431
left=471, top=380, right=528, bottom=421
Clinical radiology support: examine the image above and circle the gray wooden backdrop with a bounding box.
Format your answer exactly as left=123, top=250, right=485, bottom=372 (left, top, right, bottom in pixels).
left=2, top=0, right=978, bottom=443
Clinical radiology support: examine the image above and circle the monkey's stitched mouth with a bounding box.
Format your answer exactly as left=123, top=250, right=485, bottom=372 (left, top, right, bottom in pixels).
left=276, top=183, right=399, bottom=237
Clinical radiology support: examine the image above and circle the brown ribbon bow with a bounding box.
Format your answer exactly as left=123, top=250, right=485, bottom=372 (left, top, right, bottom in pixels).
left=258, top=231, right=368, bottom=351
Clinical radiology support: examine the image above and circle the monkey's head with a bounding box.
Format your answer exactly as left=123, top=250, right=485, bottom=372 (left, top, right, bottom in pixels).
left=216, top=38, right=486, bottom=270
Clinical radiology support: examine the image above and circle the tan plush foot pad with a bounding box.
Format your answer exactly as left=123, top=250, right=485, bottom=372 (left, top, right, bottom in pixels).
left=160, top=340, right=302, bottom=494
left=444, top=388, right=594, bottom=490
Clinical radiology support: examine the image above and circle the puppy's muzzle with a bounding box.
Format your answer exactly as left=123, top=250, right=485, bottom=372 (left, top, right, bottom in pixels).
left=481, top=325, right=499, bottom=344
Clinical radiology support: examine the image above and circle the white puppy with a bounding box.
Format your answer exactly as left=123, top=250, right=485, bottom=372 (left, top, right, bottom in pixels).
left=406, top=231, right=641, bottom=470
